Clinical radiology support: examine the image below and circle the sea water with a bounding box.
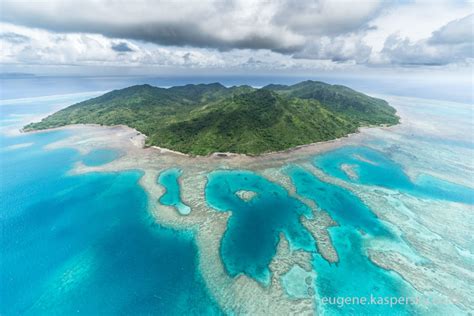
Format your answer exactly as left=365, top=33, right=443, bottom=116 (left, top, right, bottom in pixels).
left=82, top=148, right=120, bottom=166
left=203, top=167, right=414, bottom=314
left=0, top=98, right=221, bottom=315
left=286, top=165, right=392, bottom=238
left=158, top=168, right=191, bottom=215
left=287, top=165, right=412, bottom=315
left=205, top=170, right=315, bottom=285
left=314, top=146, right=474, bottom=204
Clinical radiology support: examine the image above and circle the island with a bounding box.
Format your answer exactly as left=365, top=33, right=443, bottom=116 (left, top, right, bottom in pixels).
left=24, top=80, right=399, bottom=155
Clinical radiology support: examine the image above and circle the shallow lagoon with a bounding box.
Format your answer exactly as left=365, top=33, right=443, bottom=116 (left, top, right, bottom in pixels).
left=158, top=168, right=191, bottom=215
left=205, top=170, right=315, bottom=285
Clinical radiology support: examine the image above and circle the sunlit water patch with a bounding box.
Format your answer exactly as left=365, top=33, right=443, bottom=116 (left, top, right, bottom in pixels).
left=314, top=146, right=474, bottom=204
left=0, top=131, right=221, bottom=315
left=205, top=170, right=315, bottom=285
left=158, top=168, right=191, bottom=215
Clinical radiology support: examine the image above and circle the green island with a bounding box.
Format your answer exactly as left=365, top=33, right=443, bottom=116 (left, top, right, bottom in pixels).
left=24, top=80, right=399, bottom=155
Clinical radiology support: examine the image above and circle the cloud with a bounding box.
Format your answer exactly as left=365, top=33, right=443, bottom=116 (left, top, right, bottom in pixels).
left=293, top=34, right=372, bottom=63
left=0, top=0, right=385, bottom=55
left=111, top=42, right=134, bottom=52
left=0, top=0, right=305, bottom=53
left=381, top=34, right=447, bottom=66
left=0, top=32, right=30, bottom=43
left=273, top=0, right=382, bottom=36
left=381, top=14, right=473, bottom=66
left=429, top=14, right=473, bottom=45
left=0, top=1, right=472, bottom=72
left=0, top=23, right=225, bottom=68
left=0, top=22, right=356, bottom=75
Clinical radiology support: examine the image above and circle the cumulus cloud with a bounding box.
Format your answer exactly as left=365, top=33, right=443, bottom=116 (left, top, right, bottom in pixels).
left=0, top=0, right=386, bottom=54
left=294, top=34, right=372, bottom=63
left=273, top=0, right=382, bottom=36
left=0, top=22, right=357, bottom=75
left=0, top=0, right=472, bottom=72
left=429, top=14, right=473, bottom=45
left=0, top=0, right=305, bottom=53
left=381, top=14, right=473, bottom=66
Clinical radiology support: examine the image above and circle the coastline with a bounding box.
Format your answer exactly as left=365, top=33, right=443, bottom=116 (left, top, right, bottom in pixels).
left=23, top=122, right=397, bottom=165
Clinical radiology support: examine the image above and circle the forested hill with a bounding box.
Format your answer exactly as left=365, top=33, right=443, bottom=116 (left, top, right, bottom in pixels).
left=24, top=80, right=399, bottom=155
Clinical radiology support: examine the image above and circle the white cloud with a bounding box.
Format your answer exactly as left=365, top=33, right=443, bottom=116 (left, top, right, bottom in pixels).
left=0, top=22, right=342, bottom=73
left=0, top=0, right=472, bottom=73
left=0, top=0, right=304, bottom=52
left=364, top=1, right=473, bottom=52
left=430, top=14, right=474, bottom=44
left=272, top=0, right=382, bottom=36
left=0, top=0, right=385, bottom=54
left=380, top=14, right=473, bottom=66
left=294, top=33, right=372, bottom=63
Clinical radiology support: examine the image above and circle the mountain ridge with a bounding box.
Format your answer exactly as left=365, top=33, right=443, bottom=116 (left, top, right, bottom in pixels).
left=24, top=80, right=399, bottom=155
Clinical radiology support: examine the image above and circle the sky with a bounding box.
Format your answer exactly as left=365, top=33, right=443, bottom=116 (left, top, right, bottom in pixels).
left=0, top=0, right=472, bottom=81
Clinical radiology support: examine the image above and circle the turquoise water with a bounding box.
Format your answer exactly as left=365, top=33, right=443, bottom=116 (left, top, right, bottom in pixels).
left=314, top=146, right=474, bottom=204
left=2, top=92, right=472, bottom=315
left=205, top=170, right=315, bottom=285
left=204, top=167, right=414, bottom=314
left=158, top=168, right=191, bottom=215
left=286, top=165, right=392, bottom=238
left=287, top=166, right=413, bottom=315
left=82, top=149, right=119, bottom=166
left=0, top=132, right=221, bottom=314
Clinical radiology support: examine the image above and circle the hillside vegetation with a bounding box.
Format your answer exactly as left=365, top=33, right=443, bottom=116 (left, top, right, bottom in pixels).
left=24, top=80, right=399, bottom=155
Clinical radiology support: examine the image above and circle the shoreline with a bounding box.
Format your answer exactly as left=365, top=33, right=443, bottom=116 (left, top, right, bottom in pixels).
left=21, top=122, right=398, bottom=164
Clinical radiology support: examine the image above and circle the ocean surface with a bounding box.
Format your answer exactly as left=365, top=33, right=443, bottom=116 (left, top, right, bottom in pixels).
left=158, top=168, right=191, bottom=215
left=0, top=98, right=221, bottom=314
left=314, top=146, right=474, bottom=205
left=1, top=89, right=473, bottom=315
left=205, top=170, right=315, bottom=285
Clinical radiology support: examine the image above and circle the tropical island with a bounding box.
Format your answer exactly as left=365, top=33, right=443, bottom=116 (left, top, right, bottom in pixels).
left=24, top=80, right=399, bottom=155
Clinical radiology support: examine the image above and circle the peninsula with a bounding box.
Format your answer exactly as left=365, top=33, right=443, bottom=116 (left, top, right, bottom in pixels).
left=24, top=80, right=399, bottom=155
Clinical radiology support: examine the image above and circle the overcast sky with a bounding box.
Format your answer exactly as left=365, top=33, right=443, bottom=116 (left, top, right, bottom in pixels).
left=0, top=0, right=472, bottom=77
